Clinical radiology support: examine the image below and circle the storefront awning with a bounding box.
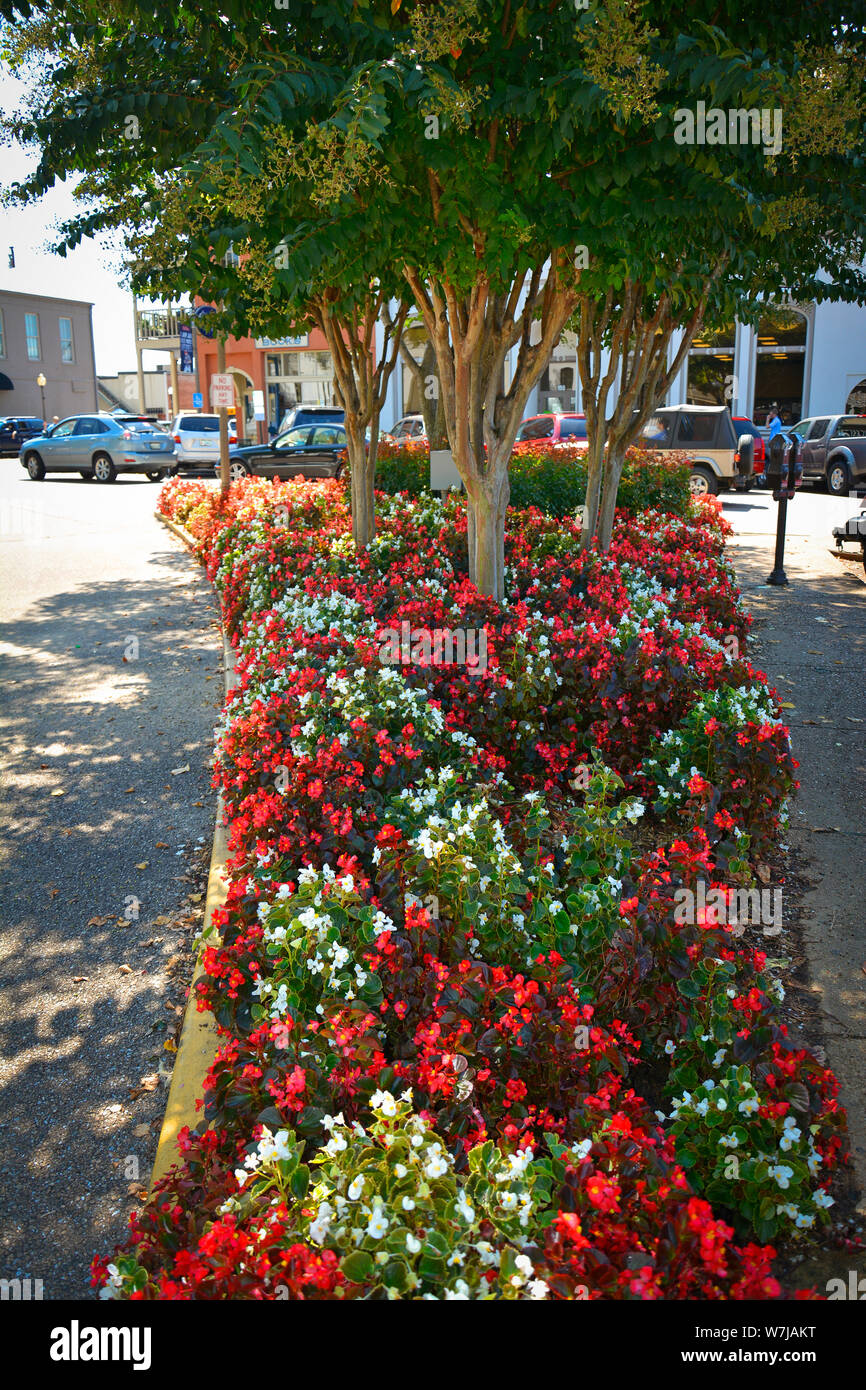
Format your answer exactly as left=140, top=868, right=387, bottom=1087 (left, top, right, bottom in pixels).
left=0, top=373, right=13, bottom=391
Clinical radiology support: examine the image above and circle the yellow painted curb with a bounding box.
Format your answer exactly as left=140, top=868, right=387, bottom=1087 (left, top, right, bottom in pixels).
left=150, top=512, right=237, bottom=1189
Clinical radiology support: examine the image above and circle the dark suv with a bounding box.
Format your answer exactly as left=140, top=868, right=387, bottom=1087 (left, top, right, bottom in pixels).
left=276, top=404, right=344, bottom=435
left=0, top=416, right=44, bottom=456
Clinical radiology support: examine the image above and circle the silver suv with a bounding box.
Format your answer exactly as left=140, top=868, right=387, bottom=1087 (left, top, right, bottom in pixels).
left=170, top=413, right=237, bottom=467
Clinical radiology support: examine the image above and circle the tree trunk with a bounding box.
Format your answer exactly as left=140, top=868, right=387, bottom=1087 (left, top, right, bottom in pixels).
left=597, top=441, right=628, bottom=551
left=346, top=416, right=374, bottom=548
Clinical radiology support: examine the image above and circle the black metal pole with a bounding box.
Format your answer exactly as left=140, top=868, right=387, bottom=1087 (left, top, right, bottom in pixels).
left=766, top=435, right=796, bottom=586
left=766, top=491, right=789, bottom=586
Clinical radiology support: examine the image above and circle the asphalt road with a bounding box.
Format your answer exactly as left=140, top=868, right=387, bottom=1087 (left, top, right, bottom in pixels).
left=0, top=461, right=223, bottom=1299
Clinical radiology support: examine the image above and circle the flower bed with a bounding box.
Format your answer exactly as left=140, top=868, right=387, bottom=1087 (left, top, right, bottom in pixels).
left=94, top=480, right=845, bottom=1300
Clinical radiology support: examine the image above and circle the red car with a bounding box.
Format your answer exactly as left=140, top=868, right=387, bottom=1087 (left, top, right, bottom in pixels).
left=733, top=417, right=766, bottom=476
left=513, top=413, right=589, bottom=451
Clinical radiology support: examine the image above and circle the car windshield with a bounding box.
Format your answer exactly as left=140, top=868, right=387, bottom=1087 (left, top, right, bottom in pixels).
left=558, top=418, right=587, bottom=439
left=518, top=418, right=555, bottom=441
left=181, top=417, right=220, bottom=431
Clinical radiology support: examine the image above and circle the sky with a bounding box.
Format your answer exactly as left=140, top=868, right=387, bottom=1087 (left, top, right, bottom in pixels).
left=1, top=71, right=171, bottom=376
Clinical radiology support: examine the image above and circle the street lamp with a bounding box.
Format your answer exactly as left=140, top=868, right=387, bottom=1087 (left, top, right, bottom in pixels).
left=36, top=372, right=46, bottom=420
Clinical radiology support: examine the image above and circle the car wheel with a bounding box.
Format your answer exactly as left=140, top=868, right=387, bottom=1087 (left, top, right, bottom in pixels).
left=146, top=469, right=166, bottom=482
left=689, top=465, right=718, bottom=497
left=92, top=452, right=117, bottom=483
left=79, top=470, right=93, bottom=480
left=25, top=452, right=46, bottom=480
left=827, top=460, right=850, bottom=496
left=229, top=458, right=250, bottom=482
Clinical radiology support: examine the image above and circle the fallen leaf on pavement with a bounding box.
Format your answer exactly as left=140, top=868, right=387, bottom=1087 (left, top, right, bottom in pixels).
left=171, top=764, right=191, bottom=776
left=135, top=862, right=148, bottom=870
left=133, top=1123, right=151, bottom=1138
left=755, top=863, right=771, bottom=885
left=72, top=976, right=87, bottom=983
left=118, top=964, right=133, bottom=974
left=140, top=1074, right=160, bottom=1092
left=155, top=842, right=169, bottom=848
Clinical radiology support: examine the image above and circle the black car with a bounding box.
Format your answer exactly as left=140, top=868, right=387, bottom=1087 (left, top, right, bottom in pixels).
left=227, top=422, right=348, bottom=482
left=0, top=416, right=44, bottom=456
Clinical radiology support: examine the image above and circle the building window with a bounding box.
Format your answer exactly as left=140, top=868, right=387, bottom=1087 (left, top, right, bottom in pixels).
left=686, top=323, right=736, bottom=407
left=752, top=306, right=807, bottom=425
left=538, top=331, right=577, bottom=412
left=846, top=378, right=866, bottom=413
left=265, top=349, right=336, bottom=425
left=25, top=312, right=41, bottom=360
left=59, top=316, right=75, bottom=362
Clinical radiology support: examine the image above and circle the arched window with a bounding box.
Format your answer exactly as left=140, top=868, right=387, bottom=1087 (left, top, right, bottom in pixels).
left=756, top=307, right=807, bottom=347
left=846, top=378, right=866, bottom=413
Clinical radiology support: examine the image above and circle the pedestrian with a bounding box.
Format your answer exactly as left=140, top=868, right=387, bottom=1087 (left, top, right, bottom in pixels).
left=767, top=403, right=783, bottom=439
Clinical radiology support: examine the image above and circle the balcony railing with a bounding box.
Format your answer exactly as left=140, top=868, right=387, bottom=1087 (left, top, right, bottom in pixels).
left=135, top=307, right=184, bottom=342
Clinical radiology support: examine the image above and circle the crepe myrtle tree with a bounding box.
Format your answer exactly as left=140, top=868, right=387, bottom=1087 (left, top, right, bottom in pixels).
left=5, top=0, right=866, bottom=587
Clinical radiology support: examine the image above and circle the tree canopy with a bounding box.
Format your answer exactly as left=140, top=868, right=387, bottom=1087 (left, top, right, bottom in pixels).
left=4, top=0, right=866, bottom=590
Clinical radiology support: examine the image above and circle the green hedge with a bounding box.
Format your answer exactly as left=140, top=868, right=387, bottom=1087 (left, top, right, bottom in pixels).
left=371, top=440, right=692, bottom=519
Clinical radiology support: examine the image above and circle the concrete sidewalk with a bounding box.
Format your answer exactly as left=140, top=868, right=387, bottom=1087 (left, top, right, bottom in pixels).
left=727, top=501, right=866, bottom=1207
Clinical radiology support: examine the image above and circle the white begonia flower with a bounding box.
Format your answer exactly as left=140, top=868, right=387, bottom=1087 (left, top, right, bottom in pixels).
left=367, top=1210, right=389, bottom=1239
left=347, top=1175, right=365, bottom=1201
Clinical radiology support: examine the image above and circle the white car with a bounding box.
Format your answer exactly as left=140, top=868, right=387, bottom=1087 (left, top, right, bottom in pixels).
left=170, top=413, right=237, bottom=467
left=389, top=414, right=427, bottom=443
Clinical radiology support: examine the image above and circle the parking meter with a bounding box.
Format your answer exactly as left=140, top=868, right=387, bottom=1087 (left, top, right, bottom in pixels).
left=766, top=433, right=787, bottom=494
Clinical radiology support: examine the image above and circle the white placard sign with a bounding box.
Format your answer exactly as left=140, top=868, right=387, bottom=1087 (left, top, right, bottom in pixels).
left=430, top=448, right=462, bottom=491
left=211, top=373, right=234, bottom=409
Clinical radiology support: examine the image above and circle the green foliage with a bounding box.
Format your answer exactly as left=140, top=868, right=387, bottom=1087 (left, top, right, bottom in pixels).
left=373, top=441, right=692, bottom=520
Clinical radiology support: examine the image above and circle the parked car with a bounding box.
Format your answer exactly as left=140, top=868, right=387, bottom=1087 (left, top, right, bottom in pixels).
left=0, top=416, right=44, bottom=456
left=19, top=414, right=176, bottom=482
left=789, top=414, right=866, bottom=495
left=171, top=412, right=237, bottom=467
left=390, top=414, right=428, bottom=444
left=276, top=404, right=345, bottom=435
left=513, top=413, right=589, bottom=450
left=226, top=422, right=350, bottom=482
left=638, top=405, right=755, bottom=496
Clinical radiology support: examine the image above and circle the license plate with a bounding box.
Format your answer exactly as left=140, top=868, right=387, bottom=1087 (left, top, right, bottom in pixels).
left=149, top=441, right=164, bottom=450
